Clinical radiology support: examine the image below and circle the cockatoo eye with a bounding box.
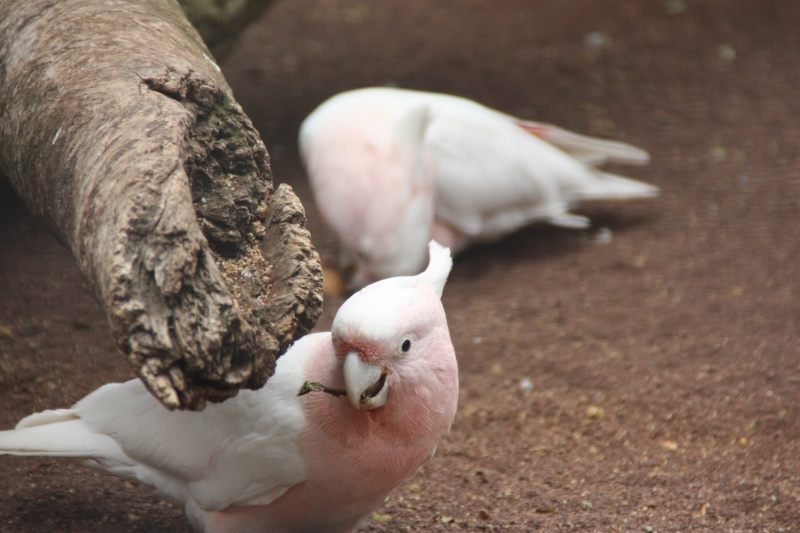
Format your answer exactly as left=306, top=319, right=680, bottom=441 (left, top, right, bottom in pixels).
left=401, top=338, right=412, bottom=353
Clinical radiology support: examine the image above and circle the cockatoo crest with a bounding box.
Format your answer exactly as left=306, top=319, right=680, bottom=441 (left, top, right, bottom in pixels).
left=332, top=241, right=452, bottom=346
left=419, top=240, right=452, bottom=299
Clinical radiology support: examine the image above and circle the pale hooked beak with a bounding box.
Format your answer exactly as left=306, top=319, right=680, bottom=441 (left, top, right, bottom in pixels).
left=343, top=351, right=389, bottom=409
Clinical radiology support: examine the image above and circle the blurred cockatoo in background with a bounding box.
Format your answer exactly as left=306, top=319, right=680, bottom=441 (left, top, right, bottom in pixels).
left=300, top=87, right=658, bottom=288
left=0, top=241, right=459, bottom=533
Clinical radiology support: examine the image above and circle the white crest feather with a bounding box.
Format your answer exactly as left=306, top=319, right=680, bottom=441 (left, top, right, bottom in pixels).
left=419, top=240, right=452, bottom=299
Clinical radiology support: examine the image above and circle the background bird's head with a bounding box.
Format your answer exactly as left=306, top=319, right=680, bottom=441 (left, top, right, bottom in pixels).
left=340, top=103, right=435, bottom=289
left=301, top=90, right=435, bottom=289
left=331, top=241, right=457, bottom=413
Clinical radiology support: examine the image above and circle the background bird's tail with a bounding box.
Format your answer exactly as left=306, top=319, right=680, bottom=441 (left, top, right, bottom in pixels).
left=514, top=118, right=658, bottom=201
left=567, top=171, right=660, bottom=202
left=516, top=120, right=650, bottom=166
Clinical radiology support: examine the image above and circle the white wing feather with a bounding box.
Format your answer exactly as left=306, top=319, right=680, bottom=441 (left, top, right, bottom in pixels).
left=340, top=88, right=655, bottom=241
left=426, top=93, right=654, bottom=235
left=0, top=333, right=330, bottom=510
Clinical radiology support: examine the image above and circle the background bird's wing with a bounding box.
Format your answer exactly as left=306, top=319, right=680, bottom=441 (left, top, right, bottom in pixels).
left=424, top=100, right=584, bottom=238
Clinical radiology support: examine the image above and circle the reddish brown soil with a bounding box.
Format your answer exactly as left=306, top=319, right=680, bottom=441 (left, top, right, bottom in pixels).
left=2, top=0, right=799, bottom=531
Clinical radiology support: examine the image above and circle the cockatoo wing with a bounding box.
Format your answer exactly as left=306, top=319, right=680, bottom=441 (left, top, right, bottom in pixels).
left=0, top=334, right=330, bottom=510
left=409, top=90, right=656, bottom=241
left=418, top=93, right=593, bottom=238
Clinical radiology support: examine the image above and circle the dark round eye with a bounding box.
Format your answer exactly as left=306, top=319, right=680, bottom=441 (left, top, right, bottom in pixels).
left=401, top=339, right=411, bottom=352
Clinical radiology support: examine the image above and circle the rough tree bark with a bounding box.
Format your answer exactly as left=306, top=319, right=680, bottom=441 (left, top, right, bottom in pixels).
left=0, top=0, right=323, bottom=410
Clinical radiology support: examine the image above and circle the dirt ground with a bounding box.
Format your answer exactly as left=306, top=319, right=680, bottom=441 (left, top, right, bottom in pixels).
left=1, top=0, right=799, bottom=531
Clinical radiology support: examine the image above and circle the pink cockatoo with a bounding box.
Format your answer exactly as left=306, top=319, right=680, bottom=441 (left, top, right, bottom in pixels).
left=300, top=87, right=658, bottom=288
left=0, top=241, right=458, bottom=533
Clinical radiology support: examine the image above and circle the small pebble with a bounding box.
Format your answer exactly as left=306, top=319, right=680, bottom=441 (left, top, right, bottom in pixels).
left=518, top=378, right=534, bottom=392
left=591, top=227, right=613, bottom=244
left=584, top=31, right=611, bottom=49
left=665, top=0, right=687, bottom=15
left=718, top=44, right=737, bottom=62
left=586, top=405, right=605, bottom=419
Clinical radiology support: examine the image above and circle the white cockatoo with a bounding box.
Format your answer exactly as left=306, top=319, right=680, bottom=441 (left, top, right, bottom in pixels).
left=0, top=242, right=459, bottom=533
left=300, top=87, right=658, bottom=288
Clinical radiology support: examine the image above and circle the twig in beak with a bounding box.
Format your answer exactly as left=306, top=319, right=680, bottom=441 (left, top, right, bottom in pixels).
left=298, top=381, right=347, bottom=397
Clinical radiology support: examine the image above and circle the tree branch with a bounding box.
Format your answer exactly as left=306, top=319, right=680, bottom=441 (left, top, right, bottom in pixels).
left=0, top=0, right=323, bottom=410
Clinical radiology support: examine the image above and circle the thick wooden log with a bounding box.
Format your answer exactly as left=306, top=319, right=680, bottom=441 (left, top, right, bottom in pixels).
left=0, top=0, right=323, bottom=410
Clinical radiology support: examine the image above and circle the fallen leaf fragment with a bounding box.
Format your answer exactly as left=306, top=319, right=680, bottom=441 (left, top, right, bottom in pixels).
left=586, top=405, right=605, bottom=419
left=371, top=513, right=392, bottom=522
left=660, top=440, right=679, bottom=451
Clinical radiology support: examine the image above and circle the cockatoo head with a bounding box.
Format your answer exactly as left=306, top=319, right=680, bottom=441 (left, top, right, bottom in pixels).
left=331, top=241, right=457, bottom=412
left=300, top=92, right=435, bottom=290
left=345, top=188, right=434, bottom=290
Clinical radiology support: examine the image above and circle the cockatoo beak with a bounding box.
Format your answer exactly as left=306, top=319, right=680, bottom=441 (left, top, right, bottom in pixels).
left=343, top=351, right=389, bottom=410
